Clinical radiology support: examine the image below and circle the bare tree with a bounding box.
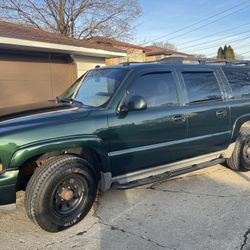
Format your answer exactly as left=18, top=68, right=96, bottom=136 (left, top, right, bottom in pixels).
left=192, top=53, right=206, bottom=59
left=152, top=41, right=177, bottom=51
left=235, top=53, right=245, bottom=60
left=0, top=0, right=141, bottom=39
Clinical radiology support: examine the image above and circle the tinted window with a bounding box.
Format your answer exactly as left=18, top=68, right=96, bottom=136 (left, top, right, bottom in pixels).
left=182, top=72, right=222, bottom=104
left=128, top=72, right=178, bottom=108
left=222, top=66, right=250, bottom=99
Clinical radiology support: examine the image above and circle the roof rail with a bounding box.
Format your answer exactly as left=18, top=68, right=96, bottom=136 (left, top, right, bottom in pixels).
left=119, top=61, right=154, bottom=66
left=118, top=57, right=250, bottom=66
left=157, top=56, right=199, bottom=64
left=156, top=57, right=250, bottom=66
left=198, top=58, right=250, bottom=66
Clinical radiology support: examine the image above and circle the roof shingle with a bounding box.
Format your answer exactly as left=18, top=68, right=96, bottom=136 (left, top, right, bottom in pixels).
left=0, top=21, right=125, bottom=53
left=145, top=45, right=190, bottom=57
left=87, top=37, right=150, bottom=51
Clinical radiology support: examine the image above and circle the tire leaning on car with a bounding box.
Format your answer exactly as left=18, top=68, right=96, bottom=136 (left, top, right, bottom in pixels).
left=24, top=155, right=97, bottom=232
left=226, top=128, right=250, bottom=171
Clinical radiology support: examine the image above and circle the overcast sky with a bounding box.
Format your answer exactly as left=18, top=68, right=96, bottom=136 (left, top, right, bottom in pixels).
left=135, top=0, right=250, bottom=58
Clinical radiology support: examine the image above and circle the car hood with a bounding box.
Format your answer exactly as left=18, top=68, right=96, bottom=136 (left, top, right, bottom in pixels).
left=0, top=101, right=80, bottom=121
left=0, top=101, right=91, bottom=132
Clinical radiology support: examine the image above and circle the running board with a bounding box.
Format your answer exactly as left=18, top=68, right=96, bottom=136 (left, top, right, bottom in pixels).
left=111, top=158, right=225, bottom=190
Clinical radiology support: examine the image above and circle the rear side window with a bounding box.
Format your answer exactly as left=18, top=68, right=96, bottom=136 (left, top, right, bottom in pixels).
left=222, top=67, right=250, bottom=99
left=182, top=72, right=222, bottom=104
left=128, top=72, right=178, bottom=108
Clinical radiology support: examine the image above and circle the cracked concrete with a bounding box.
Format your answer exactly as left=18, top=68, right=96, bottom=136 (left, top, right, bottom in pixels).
left=0, top=164, right=250, bottom=250
left=146, top=185, right=250, bottom=198
left=98, top=219, right=174, bottom=249
left=240, top=228, right=250, bottom=250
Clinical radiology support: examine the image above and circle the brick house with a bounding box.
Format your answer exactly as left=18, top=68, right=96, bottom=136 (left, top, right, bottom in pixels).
left=145, top=45, right=191, bottom=61
left=87, top=37, right=149, bottom=64
left=88, top=38, right=191, bottom=64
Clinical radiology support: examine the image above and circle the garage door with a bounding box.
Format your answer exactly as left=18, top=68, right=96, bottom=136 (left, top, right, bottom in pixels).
left=0, top=50, right=77, bottom=108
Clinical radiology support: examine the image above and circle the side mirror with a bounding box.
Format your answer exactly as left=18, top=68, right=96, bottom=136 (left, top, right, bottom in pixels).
left=125, top=95, right=147, bottom=111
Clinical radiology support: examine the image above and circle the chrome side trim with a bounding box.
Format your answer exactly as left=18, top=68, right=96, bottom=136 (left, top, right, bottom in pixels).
left=108, top=131, right=230, bottom=157
left=111, top=150, right=224, bottom=184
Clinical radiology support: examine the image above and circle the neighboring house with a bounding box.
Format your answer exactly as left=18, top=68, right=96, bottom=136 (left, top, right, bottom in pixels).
left=88, top=38, right=191, bottom=64
left=0, top=22, right=126, bottom=108
left=145, top=45, right=191, bottom=61
left=87, top=37, right=149, bottom=65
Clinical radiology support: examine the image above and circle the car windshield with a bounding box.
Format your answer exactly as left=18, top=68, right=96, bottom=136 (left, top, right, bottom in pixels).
left=61, top=68, right=128, bottom=107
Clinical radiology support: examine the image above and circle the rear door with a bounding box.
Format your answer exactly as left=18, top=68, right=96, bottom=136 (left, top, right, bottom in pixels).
left=221, top=66, right=250, bottom=138
left=177, top=66, right=231, bottom=158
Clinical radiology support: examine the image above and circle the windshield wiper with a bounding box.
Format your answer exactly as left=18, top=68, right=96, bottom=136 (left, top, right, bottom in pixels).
left=56, top=97, right=84, bottom=106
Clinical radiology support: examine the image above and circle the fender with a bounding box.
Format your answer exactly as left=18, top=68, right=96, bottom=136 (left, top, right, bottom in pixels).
left=231, top=114, right=250, bottom=141
left=9, top=134, right=111, bottom=173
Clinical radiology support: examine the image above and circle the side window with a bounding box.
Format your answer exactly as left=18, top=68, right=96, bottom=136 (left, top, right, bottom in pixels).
left=128, top=72, right=179, bottom=108
left=182, top=72, right=222, bottom=104
left=222, top=66, right=250, bottom=99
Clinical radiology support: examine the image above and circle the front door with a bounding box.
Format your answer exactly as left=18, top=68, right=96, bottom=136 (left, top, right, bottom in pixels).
left=107, top=69, right=188, bottom=177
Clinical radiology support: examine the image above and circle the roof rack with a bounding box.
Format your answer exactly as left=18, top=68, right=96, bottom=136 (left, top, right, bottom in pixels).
left=119, top=61, right=154, bottom=66
left=157, top=56, right=199, bottom=64
left=118, top=57, right=250, bottom=66
left=157, top=57, right=250, bottom=66
left=198, top=59, right=250, bottom=66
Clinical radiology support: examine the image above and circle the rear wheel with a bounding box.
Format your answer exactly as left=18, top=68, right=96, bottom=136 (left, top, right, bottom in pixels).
left=25, top=155, right=97, bottom=232
left=226, top=128, right=250, bottom=171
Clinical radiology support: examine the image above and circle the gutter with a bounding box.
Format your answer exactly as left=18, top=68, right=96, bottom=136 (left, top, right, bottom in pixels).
left=0, top=36, right=127, bottom=58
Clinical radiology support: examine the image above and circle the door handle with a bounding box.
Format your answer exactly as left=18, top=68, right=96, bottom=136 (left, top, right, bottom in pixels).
left=216, top=109, right=227, bottom=118
left=172, top=115, right=186, bottom=123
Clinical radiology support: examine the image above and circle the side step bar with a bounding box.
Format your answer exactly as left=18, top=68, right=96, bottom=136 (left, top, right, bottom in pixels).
left=111, top=158, right=225, bottom=190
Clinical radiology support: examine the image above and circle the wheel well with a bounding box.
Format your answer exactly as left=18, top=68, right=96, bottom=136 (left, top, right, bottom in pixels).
left=16, top=147, right=102, bottom=191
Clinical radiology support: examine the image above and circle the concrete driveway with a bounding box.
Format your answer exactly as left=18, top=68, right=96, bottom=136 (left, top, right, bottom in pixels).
left=0, top=164, right=250, bottom=250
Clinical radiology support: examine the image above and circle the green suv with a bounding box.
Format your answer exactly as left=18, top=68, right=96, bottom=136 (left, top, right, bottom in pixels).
left=1, top=60, right=250, bottom=232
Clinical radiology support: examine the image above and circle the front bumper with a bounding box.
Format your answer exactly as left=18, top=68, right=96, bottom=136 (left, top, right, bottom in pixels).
left=0, top=170, right=19, bottom=205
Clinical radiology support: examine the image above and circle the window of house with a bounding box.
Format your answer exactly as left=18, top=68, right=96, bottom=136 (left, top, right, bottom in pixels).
left=182, top=72, right=222, bottom=104
left=128, top=72, right=179, bottom=108
left=222, top=66, right=250, bottom=99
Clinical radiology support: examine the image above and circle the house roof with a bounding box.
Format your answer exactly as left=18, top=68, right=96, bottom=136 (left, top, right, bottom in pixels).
left=145, top=45, right=190, bottom=57
left=0, top=21, right=126, bottom=57
left=87, top=37, right=150, bottom=51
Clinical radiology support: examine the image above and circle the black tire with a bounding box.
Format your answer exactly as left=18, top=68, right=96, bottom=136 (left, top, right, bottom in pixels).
left=24, top=155, right=97, bottom=232
left=226, top=128, right=250, bottom=171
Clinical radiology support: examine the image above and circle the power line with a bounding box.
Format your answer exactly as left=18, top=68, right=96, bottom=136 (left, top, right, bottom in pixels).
left=139, top=0, right=250, bottom=45
left=240, top=50, right=250, bottom=55
left=206, top=44, right=250, bottom=58
left=178, top=29, right=250, bottom=51
left=163, top=4, right=250, bottom=42
left=185, top=33, right=250, bottom=54
left=175, top=21, right=250, bottom=48
left=230, top=37, right=250, bottom=49
left=192, top=35, right=250, bottom=57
